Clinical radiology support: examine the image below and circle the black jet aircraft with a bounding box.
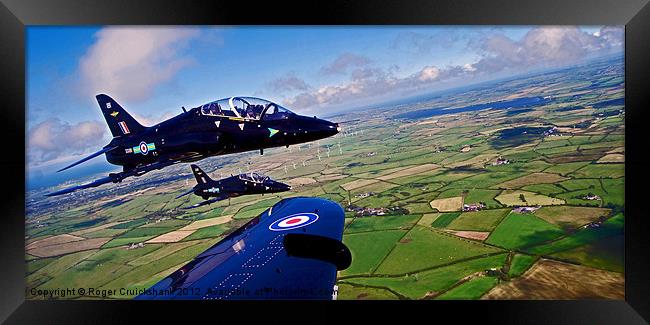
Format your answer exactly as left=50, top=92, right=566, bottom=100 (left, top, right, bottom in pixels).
left=135, top=197, right=351, bottom=300
left=46, top=94, right=339, bottom=196
left=177, top=164, right=291, bottom=209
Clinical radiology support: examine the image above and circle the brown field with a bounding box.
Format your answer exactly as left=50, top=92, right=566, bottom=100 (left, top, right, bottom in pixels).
left=445, top=230, right=490, bottom=241
left=497, top=172, right=569, bottom=189
left=179, top=215, right=233, bottom=231
left=356, top=166, right=410, bottom=179
left=606, top=147, right=625, bottom=154
left=430, top=196, right=464, bottom=212
left=534, top=206, right=611, bottom=228
left=377, top=163, right=439, bottom=181
left=495, top=190, right=565, bottom=206
left=416, top=119, right=439, bottom=126
left=322, top=167, right=345, bottom=174
left=316, top=174, right=348, bottom=182
left=26, top=234, right=85, bottom=250
left=341, top=179, right=379, bottom=191
left=482, top=259, right=624, bottom=300
left=597, top=154, right=625, bottom=163
left=146, top=230, right=195, bottom=243
left=27, top=237, right=112, bottom=257
left=446, top=154, right=499, bottom=168
left=286, top=177, right=317, bottom=186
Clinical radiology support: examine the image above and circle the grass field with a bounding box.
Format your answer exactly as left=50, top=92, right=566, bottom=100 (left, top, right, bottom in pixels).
left=485, top=213, right=565, bottom=250
left=436, top=276, right=500, bottom=300
left=508, top=254, right=538, bottom=277
left=376, top=226, right=503, bottom=275
left=343, top=253, right=507, bottom=299
left=341, top=230, right=407, bottom=276
left=345, top=215, right=421, bottom=233
left=447, top=209, right=510, bottom=232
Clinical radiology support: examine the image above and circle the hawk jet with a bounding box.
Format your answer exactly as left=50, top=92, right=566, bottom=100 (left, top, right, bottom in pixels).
left=135, top=197, right=351, bottom=300
left=178, top=164, right=291, bottom=209
left=46, top=94, right=339, bottom=196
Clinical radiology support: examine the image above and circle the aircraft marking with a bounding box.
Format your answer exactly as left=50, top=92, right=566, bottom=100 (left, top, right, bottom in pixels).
left=132, top=142, right=156, bottom=155
left=268, top=128, right=279, bottom=137
left=268, top=213, right=319, bottom=231
left=110, top=111, right=119, bottom=117
left=118, top=121, right=130, bottom=135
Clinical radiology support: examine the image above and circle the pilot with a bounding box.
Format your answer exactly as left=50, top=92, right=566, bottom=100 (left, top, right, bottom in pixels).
left=245, top=105, right=258, bottom=119
left=209, top=103, right=221, bottom=115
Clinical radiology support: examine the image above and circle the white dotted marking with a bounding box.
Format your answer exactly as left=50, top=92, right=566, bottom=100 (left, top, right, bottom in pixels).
left=242, top=246, right=284, bottom=268
left=202, top=272, right=253, bottom=300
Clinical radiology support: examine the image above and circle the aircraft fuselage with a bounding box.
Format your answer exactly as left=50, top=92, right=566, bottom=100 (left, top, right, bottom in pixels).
left=105, top=107, right=338, bottom=171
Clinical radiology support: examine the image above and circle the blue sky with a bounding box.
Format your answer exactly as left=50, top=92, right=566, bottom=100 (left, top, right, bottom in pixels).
left=26, top=26, right=622, bottom=186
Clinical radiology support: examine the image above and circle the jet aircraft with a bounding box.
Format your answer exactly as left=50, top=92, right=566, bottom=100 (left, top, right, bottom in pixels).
left=135, top=197, right=351, bottom=300
left=46, top=94, right=339, bottom=196
left=178, top=164, right=291, bottom=209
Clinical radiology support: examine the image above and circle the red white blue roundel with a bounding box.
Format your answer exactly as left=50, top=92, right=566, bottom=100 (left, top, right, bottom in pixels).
left=269, top=213, right=319, bottom=231
left=139, top=141, right=149, bottom=155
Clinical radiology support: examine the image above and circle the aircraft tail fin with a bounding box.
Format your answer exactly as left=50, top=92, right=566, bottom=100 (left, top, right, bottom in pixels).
left=96, top=94, right=146, bottom=137
left=191, top=164, right=213, bottom=185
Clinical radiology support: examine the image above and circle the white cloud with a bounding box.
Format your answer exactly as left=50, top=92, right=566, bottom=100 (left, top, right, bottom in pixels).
left=472, top=26, right=623, bottom=74
left=78, top=26, right=201, bottom=102
left=28, top=118, right=107, bottom=165
left=320, top=53, right=371, bottom=75
left=418, top=66, right=440, bottom=82
left=265, top=73, right=311, bottom=93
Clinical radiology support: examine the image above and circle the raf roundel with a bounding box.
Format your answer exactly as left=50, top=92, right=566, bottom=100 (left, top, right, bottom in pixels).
left=139, top=141, right=149, bottom=155
left=269, top=213, right=319, bottom=231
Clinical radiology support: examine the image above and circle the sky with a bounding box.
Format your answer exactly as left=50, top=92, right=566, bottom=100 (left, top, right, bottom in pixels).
left=26, top=26, right=624, bottom=187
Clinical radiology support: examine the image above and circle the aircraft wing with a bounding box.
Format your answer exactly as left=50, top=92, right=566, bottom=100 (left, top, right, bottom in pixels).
left=135, top=197, right=351, bottom=300
left=182, top=195, right=229, bottom=209
left=57, top=146, right=118, bottom=172
left=45, top=159, right=178, bottom=197
left=44, top=175, right=116, bottom=197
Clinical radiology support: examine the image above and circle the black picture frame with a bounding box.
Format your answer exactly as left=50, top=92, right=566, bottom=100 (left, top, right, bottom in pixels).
left=1, top=0, right=649, bottom=323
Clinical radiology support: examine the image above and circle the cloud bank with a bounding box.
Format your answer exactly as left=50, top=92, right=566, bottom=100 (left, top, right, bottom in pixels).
left=281, top=26, right=623, bottom=112
left=28, top=118, right=107, bottom=166
left=78, top=26, right=201, bottom=102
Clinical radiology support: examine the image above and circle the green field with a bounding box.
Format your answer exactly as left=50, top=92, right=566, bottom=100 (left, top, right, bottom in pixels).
left=345, top=215, right=421, bottom=233
left=507, top=254, right=538, bottom=277
left=376, top=226, right=503, bottom=275
left=342, top=253, right=507, bottom=299
left=447, top=209, right=510, bottom=232
left=341, top=230, right=407, bottom=276
left=485, top=213, right=566, bottom=250
left=430, top=212, right=461, bottom=228
left=436, top=276, right=500, bottom=300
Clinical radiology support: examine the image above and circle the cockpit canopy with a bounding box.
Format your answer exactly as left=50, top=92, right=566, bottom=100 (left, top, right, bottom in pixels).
left=238, top=172, right=269, bottom=183
left=198, top=97, right=294, bottom=120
